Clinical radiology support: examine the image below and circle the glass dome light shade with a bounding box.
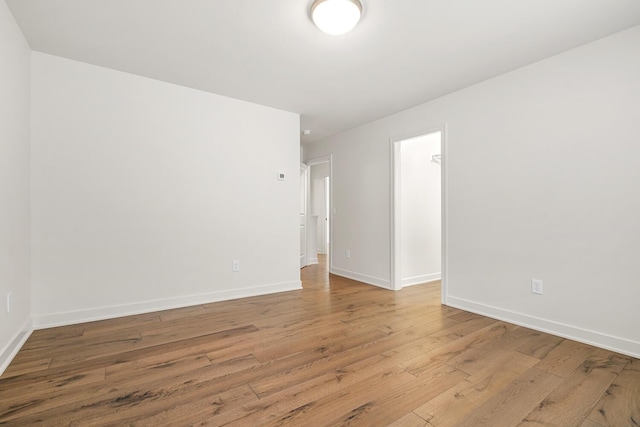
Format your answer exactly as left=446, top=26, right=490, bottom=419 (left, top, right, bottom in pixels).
left=311, top=0, right=363, bottom=36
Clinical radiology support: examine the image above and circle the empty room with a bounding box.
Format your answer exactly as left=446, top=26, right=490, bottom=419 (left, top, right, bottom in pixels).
left=1, top=0, right=639, bottom=425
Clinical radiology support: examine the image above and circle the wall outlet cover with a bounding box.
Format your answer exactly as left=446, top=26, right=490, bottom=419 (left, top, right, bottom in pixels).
left=531, top=279, right=543, bottom=295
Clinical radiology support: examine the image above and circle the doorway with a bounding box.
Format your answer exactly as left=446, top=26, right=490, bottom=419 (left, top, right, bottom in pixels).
left=300, top=163, right=309, bottom=268
left=391, top=129, right=446, bottom=302
left=324, top=176, right=330, bottom=255
left=305, top=156, right=333, bottom=274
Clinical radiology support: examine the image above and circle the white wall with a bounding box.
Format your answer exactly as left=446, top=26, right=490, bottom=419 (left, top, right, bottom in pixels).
left=31, top=52, right=301, bottom=327
left=305, top=26, right=640, bottom=357
left=0, top=0, right=31, bottom=373
left=400, top=133, right=441, bottom=286
left=306, top=131, right=392, bottom=288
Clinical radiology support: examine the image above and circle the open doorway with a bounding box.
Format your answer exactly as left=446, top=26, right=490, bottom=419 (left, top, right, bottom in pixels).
left=391, top=129, right=446, bottom=302
left=300, top=163, right=309, bottom=268
left=324, top=176, right=330, bottom=255
left=304, top=156, right=333, bottom=276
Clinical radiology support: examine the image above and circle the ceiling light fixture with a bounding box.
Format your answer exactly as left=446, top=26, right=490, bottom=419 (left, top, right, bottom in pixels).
left=311, top=0, right=363, bottom=36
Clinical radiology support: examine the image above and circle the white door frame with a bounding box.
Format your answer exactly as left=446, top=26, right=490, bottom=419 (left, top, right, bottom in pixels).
left=300, top=163, right=309, bottom=268
left=390, top=125, right=448, bottom=305
left=324, top=175, right=330, bottom=254
left=306, top=155, right=333, bottom=272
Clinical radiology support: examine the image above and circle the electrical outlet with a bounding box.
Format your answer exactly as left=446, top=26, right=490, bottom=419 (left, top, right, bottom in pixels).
left=531, top=279, right=543, bottom=295
left=345, top=249, right=351, bottom=259
left=6, top=292, right=12, bottom=313
left=232, top=260, right=240, bottom=272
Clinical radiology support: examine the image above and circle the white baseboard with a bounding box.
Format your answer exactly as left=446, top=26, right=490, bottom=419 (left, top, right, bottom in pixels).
left=0, top=317, right=33, bottom=377
left=402, top=273, right=441, bottom=287
left=446, top=296, right=640, bottom=359
left=33, top=280, right=302, bottom=330
left=330, top=267, right=391, bottom=290
left=308, top=257, right=319, bottom=265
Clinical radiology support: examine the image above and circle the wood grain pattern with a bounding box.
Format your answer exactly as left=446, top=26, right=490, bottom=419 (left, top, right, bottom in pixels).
left=586, top=357, right=640, bottom=427
left=534, top=339, right=597, bottom=378
left=414, top=351, right=539, bottom=426
left=580, top=418, right=606, bottom=427
left=455, top=367, right=564, bottom=427
left=0, top=255, right=637, bottom=426
left=388, top=412, right=431, bottom=427
left=519, top=350, right=629, bottom=426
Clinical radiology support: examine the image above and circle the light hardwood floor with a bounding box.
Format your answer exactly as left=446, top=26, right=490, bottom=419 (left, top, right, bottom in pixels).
left=1, top=255, right=638, bottom=426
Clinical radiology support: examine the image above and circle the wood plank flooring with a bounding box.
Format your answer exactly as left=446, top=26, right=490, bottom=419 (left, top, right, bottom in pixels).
left=1, top=255, right=638, bottom=426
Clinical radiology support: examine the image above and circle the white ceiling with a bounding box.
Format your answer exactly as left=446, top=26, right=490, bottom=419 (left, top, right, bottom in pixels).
left=6, top=0, right=640, bottom=144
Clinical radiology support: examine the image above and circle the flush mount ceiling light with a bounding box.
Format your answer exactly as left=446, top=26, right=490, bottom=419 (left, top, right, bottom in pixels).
left=311, top=0, right=363, bottom=36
